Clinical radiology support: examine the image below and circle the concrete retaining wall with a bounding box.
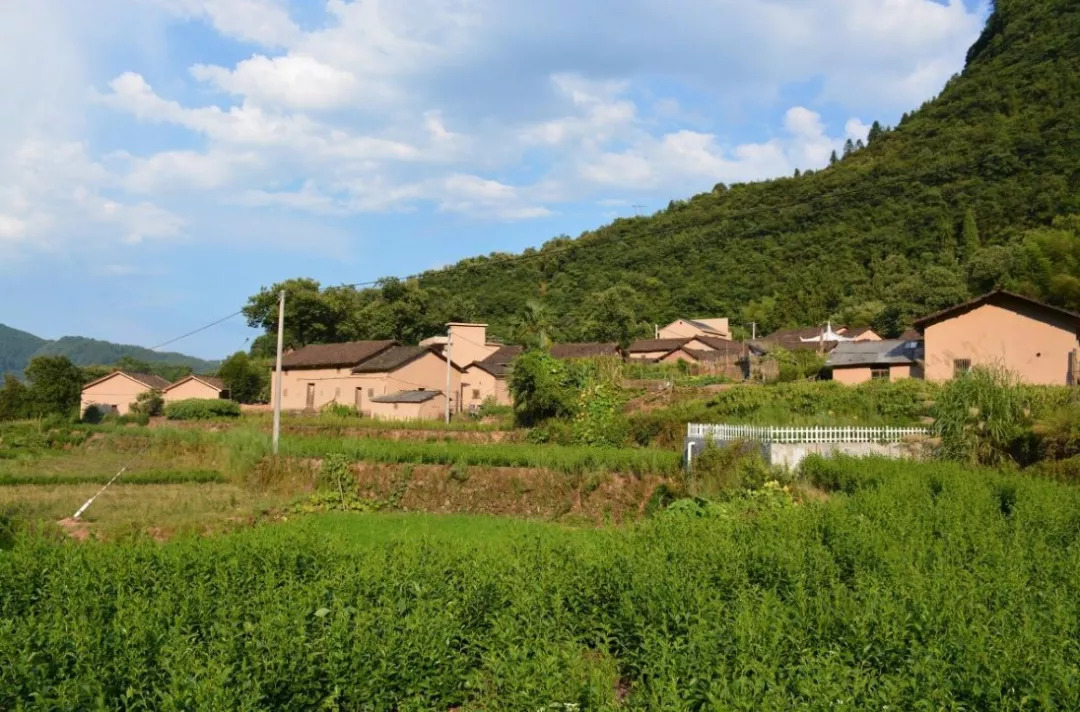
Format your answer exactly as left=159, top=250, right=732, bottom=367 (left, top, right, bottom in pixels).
left=684, top=436, right=919, bottom=471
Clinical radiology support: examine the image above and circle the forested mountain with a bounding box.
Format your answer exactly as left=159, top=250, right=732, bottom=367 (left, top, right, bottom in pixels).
left=245, top=0, right=1080, bottom=350
left=0, top=325, right=47, bottom=378
left=0, top=326, right=218, bottom=378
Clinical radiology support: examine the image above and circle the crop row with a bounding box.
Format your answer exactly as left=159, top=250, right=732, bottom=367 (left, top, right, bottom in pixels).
left=0, top=469, right=224, bottom=487
left=280, top=435, right=682, bottom=476
left=3, top=458, right=1080, bottom=709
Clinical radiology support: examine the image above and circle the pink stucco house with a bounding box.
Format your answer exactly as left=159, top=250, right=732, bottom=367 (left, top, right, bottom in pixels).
left=162, top=374, right=228, bottom=402
left=80, top=371, right=170, bottom=416
left=826, top=339, right=924, bottom=384
left=915, top=290, right=1080, bottom=385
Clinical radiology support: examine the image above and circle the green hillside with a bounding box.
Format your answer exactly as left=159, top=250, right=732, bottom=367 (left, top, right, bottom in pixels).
left=244, top=0, right=1080, bottom=348
left=0, top=325, right=47, bottom=377
left=0, top=327, right=218, bottom=378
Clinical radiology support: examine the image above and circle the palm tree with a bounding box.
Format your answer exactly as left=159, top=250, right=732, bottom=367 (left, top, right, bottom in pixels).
left=512, top=300, right=552, bottom=349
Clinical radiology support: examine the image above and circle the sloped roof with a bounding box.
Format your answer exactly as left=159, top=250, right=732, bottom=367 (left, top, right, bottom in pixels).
left=164, top=374, right=226, bottom=392
left=752, top=326, right=849, bottom=353
left=83, top=370, right=171, bottom=390
left=281, top=340, right=397, bottom=369
left=370, top=389, right=442, bottom=404
left=913, top=290, right=1080, bottom=332
left=826, top=340, right=923, bottom=368
left=351, top=345, right=433, bottom=374
left=687, top=318, right=729, bottom=334
left=549, top=342, right=622, bottom=359
left=686, top=340, right=748, bottom=359
left=693, top=335, right=742, bottom=352
left=472, top=345, right=524, bottom=377
left=628, top=338, right=692, bottom=353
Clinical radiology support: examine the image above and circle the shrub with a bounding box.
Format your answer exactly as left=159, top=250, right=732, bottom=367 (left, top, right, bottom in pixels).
left=81, top=404, right=109, bottom=424
left=130, top=389, right=164, bottom=417
left=320, top=402, right=359, bottom=418
left=508, top=350, right=577, bottom=426
left=1032, top=400, right=1080, bottom=460
left=164, top=398, right=242, bottom=420
left=689, top=440, right=780, bottom=498
left=931, top=367, right=1029, bottom=466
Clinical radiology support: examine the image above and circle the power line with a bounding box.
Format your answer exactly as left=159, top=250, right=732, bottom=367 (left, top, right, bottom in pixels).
left=148, top=310, right=244, bottom=351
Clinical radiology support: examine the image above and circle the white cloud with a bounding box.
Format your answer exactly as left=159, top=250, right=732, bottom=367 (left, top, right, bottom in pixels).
left=0, top=214, right=28, bottom=241
left=191, top=54, right=360, bottom=110
left=154, top=0, right=299, bottom=47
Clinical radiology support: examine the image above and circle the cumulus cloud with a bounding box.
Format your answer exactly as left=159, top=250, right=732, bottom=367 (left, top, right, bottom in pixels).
left=2, top=0, right=989, bottom=263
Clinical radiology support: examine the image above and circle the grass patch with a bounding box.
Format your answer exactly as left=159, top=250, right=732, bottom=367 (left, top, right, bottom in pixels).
left=280, top=435, right=680, bottom=476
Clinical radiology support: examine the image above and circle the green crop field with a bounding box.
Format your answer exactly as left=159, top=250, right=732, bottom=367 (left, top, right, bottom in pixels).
left=3, top=457, right=1080, bottom=710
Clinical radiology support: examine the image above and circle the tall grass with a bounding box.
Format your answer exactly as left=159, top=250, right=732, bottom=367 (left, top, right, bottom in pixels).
left=3, top=459, right=1080, bottom=708
left=281, top=435, right=680, bottom=476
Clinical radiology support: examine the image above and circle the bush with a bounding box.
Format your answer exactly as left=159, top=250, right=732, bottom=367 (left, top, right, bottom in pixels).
left=1032, top=400, right=1080, bottom=460
left=81, top=404, right=109, bottom=424
left=320, top=402, right=359, bottom=418
left=931, top=367, right=1029, bottom=466
left=689, top=440, right=781, bottom=498
left=130, top=389, right=164, bottom=417
left=164, top=399, right=242, bottom=420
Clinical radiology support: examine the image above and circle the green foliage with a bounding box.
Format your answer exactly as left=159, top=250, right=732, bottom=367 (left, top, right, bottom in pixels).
left=164, top=399, right=242, bottom=420
left=688, top=440, right=783, bottom=498
left=771, top=348, right=827, bottom=382
left=24, top=355, right=84, bottom=418
left=0, top=324, right=46, bottom=378
left=0, top=469, right=224, bottom=487
left=282, top=436, right=680, bottom=477
left=130, top=389, right=164, bottom=417
left=319, top=402, right=359, bottom=418
left=5, top=458, right=1080, bottom=708
left=216, top=351, right=268, bottom=404
left=1031, top=400, right=1080, bottom=460
left=508, top=350, right=577, bottom=426
left=932, top=367, right=1029, bottom=466
left=0, top=374, right=30, bottom=421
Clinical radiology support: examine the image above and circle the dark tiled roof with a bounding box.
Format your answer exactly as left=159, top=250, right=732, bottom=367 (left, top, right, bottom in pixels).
left=913, top=289, right=1080, bottom=331
left=693, top=336, right=743, bottom=353
left=686, top=341, right=748, bottom=360
left=127, top=372, right=171, bottom=389
left=472, top=345, right=523, bottom=377
left=351, top=345, right=432, bottom=374
left=826, top=340, right=923, bottom=368
left=281, top=340, right=397, bottom=369
left=370, top=389, right=442, bottom=404
left=549, top=342, right=621, bottom=359
left=628, top=338, right=692, bottom=353
left=686, top=319, right=728, bottom=334
left=753, top=326, right=848, bottom=353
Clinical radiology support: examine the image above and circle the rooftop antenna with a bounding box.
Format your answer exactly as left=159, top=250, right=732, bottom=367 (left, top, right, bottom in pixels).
left=632, top=203, right=645, bottom=216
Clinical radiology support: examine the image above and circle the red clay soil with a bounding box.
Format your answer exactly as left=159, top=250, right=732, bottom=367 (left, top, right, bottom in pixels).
left=56, top=517, right=92, bottom=541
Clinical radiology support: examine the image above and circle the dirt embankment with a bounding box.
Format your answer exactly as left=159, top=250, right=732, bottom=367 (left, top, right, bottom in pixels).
left=308, top=461, right=668, bottom=524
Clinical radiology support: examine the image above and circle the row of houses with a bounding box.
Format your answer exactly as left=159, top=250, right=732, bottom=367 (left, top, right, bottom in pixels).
left=80, top=373, right=228, bottom=416
left=78, top=289, right=1080, bottom=421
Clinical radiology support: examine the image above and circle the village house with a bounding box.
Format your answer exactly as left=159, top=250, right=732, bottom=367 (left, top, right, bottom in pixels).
left=272, top=340, right=397, bottom=411
left=915, top=290, right=1080, bottom=385
left=657, top=317, right=731, bottom=341
left=826, top=339, right=924, bottom=384
left=162, top=374, right=228, bottom=403
left=80, top=371, right=171, bottom=416
left=349, top=345, right=464, bottom=415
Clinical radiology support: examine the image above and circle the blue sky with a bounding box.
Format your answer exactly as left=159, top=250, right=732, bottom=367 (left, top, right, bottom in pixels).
left=0, top=0, right=989, bottom=359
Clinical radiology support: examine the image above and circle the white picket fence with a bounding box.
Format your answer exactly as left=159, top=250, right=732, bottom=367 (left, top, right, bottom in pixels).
left=687, top=423, right=929, bottom=444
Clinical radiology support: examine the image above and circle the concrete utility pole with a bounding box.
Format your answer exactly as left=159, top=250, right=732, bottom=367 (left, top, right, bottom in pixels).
left=444, top=327, right=453, bottom=424
left=751, top=322, right=757, bottom=340
left=272, top=290, right=285, bottom=455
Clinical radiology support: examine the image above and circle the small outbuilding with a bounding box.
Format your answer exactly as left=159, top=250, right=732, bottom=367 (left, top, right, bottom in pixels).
left=162, top=375, right=229, bottom=403
left=80, top=371, right=171, bottom=416
left=826, top=339, right=924, bottom=384
left=367, top=389, right=446, bottom=421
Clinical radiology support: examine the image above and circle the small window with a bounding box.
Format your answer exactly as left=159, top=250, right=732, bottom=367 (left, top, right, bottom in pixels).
left=368, top=388, right=374, bottom=398
left=472, top=388, right=481, bottom=400
left=283, top=388, right=288, bottom=397
left=393, top=403, right=399, bottom=410
left=870, top=367, right=890, bottom=381
left=954, top=359, right=972, bottom=378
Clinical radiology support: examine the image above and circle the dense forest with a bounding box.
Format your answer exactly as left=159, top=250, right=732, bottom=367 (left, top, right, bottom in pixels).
left=245, top=0, right=1080, bottom=351
left=0, top=324, right=217, bottom=378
